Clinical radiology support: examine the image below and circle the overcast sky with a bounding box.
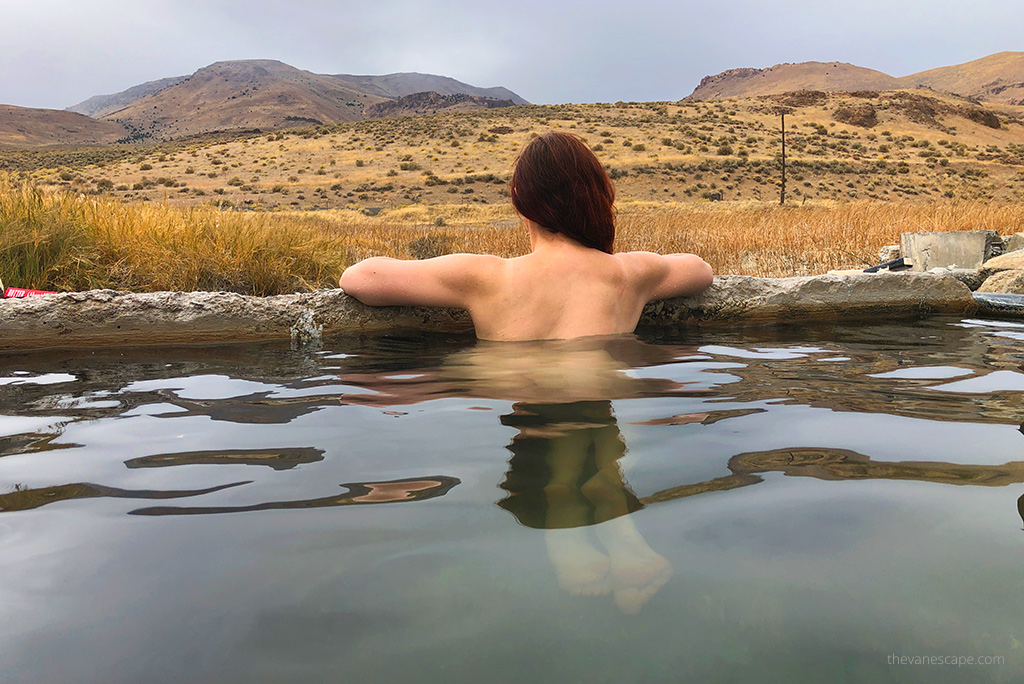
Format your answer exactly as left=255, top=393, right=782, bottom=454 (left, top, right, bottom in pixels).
left=2, top=0, right=1022, bottom=110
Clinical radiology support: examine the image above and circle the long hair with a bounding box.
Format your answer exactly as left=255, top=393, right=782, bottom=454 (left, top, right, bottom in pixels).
left=510, top=132, right=616, bottom=254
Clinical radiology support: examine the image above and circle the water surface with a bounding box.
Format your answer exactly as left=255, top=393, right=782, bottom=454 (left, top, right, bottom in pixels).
left=1, top=317, right=1022, bottom=682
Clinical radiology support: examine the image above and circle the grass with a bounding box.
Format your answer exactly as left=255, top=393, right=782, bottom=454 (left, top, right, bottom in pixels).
left=3, top=176, right=1023, bottom=294
left=9, top=92, right=1024, bottom=213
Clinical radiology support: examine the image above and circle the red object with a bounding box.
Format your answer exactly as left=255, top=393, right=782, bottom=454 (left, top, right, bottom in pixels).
left=3, top=287, right=57, bottom=298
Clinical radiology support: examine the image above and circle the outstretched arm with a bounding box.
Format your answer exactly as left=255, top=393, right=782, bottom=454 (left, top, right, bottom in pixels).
left=622, top=252, right=714, bottom=302
left=338, top=254, right=500, bottom=308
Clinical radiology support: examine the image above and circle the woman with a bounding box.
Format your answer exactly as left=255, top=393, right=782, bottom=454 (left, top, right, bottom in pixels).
left=338, top=131, right=713, bottom=341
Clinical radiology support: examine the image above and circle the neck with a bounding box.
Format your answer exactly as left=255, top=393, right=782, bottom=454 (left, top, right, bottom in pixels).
left=526, top=220, right=588, bottom=253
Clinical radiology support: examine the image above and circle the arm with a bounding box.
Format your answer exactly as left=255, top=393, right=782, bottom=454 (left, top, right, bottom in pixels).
left=622, top=251, right=714, bottom=302
left=338, top=254, right=500, bottom=308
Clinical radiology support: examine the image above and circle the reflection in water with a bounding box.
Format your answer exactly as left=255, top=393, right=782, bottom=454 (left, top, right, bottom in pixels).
left=643, top=447, right=1024, bottom=505
left=129, top=475, right=460, bottom=516
left=4, top=320, right=1024, bottom=615
left=125, top=447, right=325, bottom=471
left=498, top=401, right=671, bottom=614
left=0, top=480, right=250, bottom=513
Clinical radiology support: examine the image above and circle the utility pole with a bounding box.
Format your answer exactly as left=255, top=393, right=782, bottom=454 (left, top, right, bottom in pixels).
left=780, top=112, right=786, bottom=206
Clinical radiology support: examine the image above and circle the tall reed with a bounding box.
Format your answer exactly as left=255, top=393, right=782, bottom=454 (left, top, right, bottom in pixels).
left=2, top=177, right=1022, bottom=294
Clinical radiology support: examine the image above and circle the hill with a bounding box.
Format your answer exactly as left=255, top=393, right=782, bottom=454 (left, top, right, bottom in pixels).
left=899, top=52, right=1024, bottom=106
left=688, top=52, right=1024, bottom=105
left=77, top=60, right=527, bottom=142
left=687, top=62, right=900, bottom=101
left=67, top=75, right=189, bottom=118
left=326, top=72, right=527, bottom=104
left=365, top=91, right=517, bottom=119
left=8, top=88, right=1021, bottom=213
left=0, top=105, right=126, bottom=148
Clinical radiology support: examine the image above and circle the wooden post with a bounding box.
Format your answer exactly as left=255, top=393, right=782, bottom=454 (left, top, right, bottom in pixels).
left=780, top=112, right=786, bottom=206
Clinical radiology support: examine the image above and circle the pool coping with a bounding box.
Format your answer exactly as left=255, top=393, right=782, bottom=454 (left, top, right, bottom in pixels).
left=0, top=272, right=980, bottom=352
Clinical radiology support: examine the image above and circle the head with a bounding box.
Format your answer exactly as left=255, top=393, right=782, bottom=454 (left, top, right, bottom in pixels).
left=510, top=131, right=616, bottom=254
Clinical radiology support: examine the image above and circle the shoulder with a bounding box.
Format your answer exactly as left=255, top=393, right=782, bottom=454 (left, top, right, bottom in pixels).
left=614, top=251, right=672, bottom=280
left=615, top=251, right=714, bottom=301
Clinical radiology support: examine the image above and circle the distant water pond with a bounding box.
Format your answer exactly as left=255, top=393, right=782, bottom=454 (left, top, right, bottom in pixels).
left=1, top=316, right=1022, bottom=682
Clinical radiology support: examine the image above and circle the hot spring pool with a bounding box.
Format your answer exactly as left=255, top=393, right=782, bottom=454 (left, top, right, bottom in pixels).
left=1, top=316, right=1022, bottom=682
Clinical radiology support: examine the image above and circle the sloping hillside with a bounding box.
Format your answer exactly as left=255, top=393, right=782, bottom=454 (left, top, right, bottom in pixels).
left=329, top=72, right=528, bottom=104
left=898, top=52, right=1024, bottom=105
left=365, top=91, right=516, bottom=119
left=687, top=53, right=1024, bottom=106
left=686, top=62, right=901, bottom=100
left=11, top=88, right=1021, bottom=211
left=102, top=60, right=386, bottom=141
left=81, top=60, right=529, bottom=142
left=0, top=105, right=126, bottom=148
left=67, top=75, right=188, bottom=118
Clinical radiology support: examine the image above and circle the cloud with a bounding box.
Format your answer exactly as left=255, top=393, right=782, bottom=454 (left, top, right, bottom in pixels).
left=1, top=0, right=1022, bottom=109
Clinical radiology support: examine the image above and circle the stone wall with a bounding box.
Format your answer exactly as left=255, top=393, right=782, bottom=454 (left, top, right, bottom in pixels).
left=0, top=272, right=978, bottom=352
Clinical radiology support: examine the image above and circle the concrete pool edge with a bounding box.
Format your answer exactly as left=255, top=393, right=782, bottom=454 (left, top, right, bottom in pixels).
left=0, top=272, right=978, bottom=352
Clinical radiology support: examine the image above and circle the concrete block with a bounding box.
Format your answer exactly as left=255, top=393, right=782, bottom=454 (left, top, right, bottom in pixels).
left=900, top=230, right=1000, bottom=271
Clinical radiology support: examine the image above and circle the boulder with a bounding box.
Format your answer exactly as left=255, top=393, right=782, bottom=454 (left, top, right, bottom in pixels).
left=878, top=244, right=901, bottom=263
left=977, top=269, right=1024, bottom=294
left=981, top=248, right=1024, bottom=275
left=0, top=273, right=978, bottom=352
left=973, top=292, right=1024, bottom=319
left=1003, top=233, right=1024, bottom=253
left=927, top=268, right=985, bottom=291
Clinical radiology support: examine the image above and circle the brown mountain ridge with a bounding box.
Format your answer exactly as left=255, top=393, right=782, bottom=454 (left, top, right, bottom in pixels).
left=687, top=52, right=1024, bottom=106
left=65, top=59, right=529, bottom=143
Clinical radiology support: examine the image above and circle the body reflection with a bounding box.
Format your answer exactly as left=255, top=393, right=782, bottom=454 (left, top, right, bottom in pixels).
left=499, top=400, right=671, bottom=614
left=336, top=334, right=689, bottom=614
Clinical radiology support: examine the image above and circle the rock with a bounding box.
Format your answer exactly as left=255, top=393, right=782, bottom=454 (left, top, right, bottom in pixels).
left=926, top=268, right=985, bottom=291
left=833, top=103, right=877, bottom=128
left=1003, top=233, right=1024, bottom=253
left=978, top=269, right=1024, bottom=294
left=900, top=230, right=1000, bottom=271
left=878, top=244, right=901, bottom=263
left=982, top=248, right=1024, bottom=275
left=973, top=292, right=1024, bottom=319
left=0, top=274, right=978, bottom=352
left=638, top=272, right=974, bottom=327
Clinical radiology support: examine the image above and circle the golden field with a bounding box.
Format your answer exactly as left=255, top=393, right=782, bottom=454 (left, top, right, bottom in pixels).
left=3, top=92, right=1024, bottom=212
left=1, top=91, right=1023, bottom=295
left=3, top=174, right=1023, bottom=296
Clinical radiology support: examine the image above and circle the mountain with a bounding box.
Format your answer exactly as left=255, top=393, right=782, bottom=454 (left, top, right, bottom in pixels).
left=687, top=52, right=1024, bottom=105
left=328, top=72, right=528, bottom=104
left=899, top=52, right=1024, bottom=106
left=67, top=75, right=188, bottom=118
left=365, top=91, right=517, bottom=119
left=0, top=105, right=126, bottom=148
left=73, top=60, right=528, bottom=142
left=686, top=62, right=900, bottom=101
left=100, top=60, right=382, bottom=141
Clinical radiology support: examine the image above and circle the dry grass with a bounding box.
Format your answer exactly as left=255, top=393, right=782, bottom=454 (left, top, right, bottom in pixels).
left=3, top=176, right=1023, bottom=294
left=616, top=200, right=1024, bottom=276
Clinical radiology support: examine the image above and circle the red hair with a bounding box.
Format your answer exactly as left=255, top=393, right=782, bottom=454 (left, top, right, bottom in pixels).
left=510, top=132, right=616, bottom=254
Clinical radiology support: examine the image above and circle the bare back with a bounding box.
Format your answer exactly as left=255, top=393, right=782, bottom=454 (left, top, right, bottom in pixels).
left=468, top=249, right=645, bottom=341
left=338, top=225, right=713, bottom=342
